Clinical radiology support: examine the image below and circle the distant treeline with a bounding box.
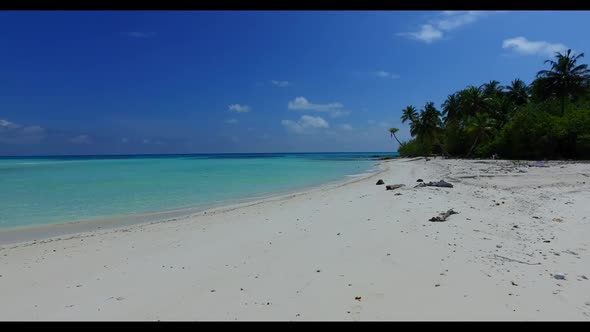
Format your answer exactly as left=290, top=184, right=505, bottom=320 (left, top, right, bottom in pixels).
left=388, top=49, right=590, bottom=159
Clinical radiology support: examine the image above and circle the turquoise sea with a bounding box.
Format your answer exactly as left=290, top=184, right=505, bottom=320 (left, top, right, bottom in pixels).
left=0, top=152, right=396, bottom=230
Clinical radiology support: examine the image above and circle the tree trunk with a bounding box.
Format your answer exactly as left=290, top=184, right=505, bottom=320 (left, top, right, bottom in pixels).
left=435, top=141, right=450, bottom=158
left=466, top=134, right=480, bottom=158
left=392, top=134, right=402, bottom=146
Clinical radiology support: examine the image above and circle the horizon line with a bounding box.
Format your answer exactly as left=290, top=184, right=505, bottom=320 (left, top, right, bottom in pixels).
left=0, top=151, right=399, bottom=158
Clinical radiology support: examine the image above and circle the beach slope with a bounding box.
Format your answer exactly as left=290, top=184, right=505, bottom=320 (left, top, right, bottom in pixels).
left=1, top=158, right=590, bottom=320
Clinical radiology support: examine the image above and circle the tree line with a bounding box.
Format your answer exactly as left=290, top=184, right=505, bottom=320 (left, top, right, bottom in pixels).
left=389, top=49, right=590, bottom=159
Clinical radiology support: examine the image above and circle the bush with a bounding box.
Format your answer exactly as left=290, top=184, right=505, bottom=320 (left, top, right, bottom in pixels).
left=442, top=121, right=470, bottom=156
left=473, top=140, right=496, bottom=158
left=494, top=108, right=562, bottom=159
left=398, top=139, right=432, bottom=157
left=563, top=108, right=590, bottom=135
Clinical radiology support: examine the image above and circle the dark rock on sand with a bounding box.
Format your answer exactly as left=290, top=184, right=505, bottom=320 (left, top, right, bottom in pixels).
left=386, top=184, right=405, bottom=190
left=376, top=179, right=385, bottom=185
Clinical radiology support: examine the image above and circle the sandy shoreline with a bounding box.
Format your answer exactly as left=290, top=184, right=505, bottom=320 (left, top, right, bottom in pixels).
left=1, top=158, right=590, bottom=320
left=0, top=162, right=385, bottom=246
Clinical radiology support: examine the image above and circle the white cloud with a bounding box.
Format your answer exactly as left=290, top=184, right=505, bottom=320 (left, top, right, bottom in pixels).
left=397, top=24, right=443, bottom=43
left=376, top=71, right=390, bottom=78
left=288, top=96, right=350, bottom=118
left=127, top=32, right=153, bottom=38
left=0, top=119, right=46, bottom=144
left=280, top=120, right=303, bottom=133
left=398, top=11, right=492, bottom=43
left=502, top=37, right=568, bottom=56
left=435, top=11, right=483, bottom=31
left=0, top=119, right=19, bottom=129
left=281, top=115, right=330, bottom=134
left=226, top=118, right=239, bottom=125
left=288, top=96, right=343, bottom=112
left=337, top=124, right=353, bottom=130
left=228, top=104, right=251, bottom=113
left=69, top=135, right=91, bottom=144
left=375, top=70, right=401, bottom=79
left=300, top=115, right=329, bottom=128
left=271, top=80, right=291, bottom=87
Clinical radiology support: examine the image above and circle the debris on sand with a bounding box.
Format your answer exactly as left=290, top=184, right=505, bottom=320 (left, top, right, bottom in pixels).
left=376, top=179, right=385, bottom=185
left=429, top=209, right=459, bottom=222
left=386, top=184, right=405, bottom=191
left=415, top=180, right=454, bottom=188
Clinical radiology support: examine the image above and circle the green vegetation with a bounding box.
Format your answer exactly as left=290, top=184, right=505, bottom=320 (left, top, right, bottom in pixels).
left=393, top=49, right=590, bottom=159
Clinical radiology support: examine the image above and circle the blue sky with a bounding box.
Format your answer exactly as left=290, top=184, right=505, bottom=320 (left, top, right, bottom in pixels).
left=1, top=10, right=589, bottom=155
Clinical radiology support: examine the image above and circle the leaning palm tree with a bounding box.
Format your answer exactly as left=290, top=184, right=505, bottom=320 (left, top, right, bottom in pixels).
left=400, top=105, right=418, bottom=124
left=505, top=78, right=529, bottom=106
left=465, top=113, right=497, bottom=158
left=537, top=49, right=590, bottom=115
left=388, top=127, right=402, bottom=145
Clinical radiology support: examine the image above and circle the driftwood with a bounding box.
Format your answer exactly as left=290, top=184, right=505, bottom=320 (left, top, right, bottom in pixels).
left=386, top=184, right=405, bottom=191
left=429, top=209, right=458, bottom=222
left=491, top=254, right=541, bottom=266
left=415, top=180, right=454, bottom=188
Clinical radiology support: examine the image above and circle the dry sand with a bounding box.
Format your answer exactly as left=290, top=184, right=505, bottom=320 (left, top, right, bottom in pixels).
left=1, top=158, right=590, bottom=320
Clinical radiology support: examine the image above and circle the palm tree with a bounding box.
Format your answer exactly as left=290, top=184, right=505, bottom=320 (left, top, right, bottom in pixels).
left=465, top=113, right=497, bottom=157
left=487, top=95, right=515, bottom=127
left=414, top=102, right=450, bottom=157
left=400, top=105, right=418, bottom=124
left=505, top=79, right=529, bottom=105
left=458, top=86, right=488, bottom=117
left=537, top=49, right=590, bottom=115
left=529, top=77, right=552, bottom=102
left=441, top=93, right=461, bottom=124
left=415, top=102, right=442, bottom=143
left=388, top=127, right=402, bottom=145
left=481, top=80, right=504, bottom=98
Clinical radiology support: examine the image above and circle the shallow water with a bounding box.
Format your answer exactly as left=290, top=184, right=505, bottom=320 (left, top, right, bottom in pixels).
left=0, top=152, right=396, bottom=229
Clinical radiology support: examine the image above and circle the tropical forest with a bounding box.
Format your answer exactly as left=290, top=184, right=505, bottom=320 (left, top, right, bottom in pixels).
left=391, top=49, right=590, bottom=159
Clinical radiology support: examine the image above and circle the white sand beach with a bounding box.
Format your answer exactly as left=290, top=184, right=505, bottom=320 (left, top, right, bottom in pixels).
left=1, top=158, right=590, bottom=320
